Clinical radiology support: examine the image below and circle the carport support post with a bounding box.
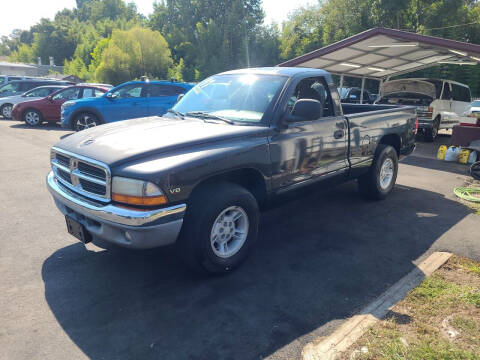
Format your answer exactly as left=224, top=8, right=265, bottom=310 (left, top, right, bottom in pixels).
left=339, top=75, right=344, bottom=96
left=360, top=77, right=365, bottom=104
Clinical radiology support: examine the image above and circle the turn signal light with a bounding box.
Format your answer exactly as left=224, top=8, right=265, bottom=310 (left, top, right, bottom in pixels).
left=112, top=193, right=168, bottom=206
left=415, top=117, right=419, bottom=134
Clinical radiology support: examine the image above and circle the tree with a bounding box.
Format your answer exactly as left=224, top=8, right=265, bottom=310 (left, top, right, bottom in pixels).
left=95, top=26, right=173, bottom=84
left=279, top=6, right=324, bottom=60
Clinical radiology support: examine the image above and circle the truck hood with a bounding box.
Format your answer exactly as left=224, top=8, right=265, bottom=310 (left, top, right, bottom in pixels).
left=54, top=116, right=268, bottom=166
left=382, top=80, right=436, bottom=98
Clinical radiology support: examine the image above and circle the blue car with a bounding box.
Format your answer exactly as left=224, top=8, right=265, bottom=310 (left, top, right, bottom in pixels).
left=61, top=80, right=194, bottom=131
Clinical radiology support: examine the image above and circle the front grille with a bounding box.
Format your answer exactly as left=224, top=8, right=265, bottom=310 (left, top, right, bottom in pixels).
left=78, top=162, right=106, bottom=180
left=57, top=168, right=72, bottom=183
left=51, top=148, right=111, bottom=202
left=56, top=153, right=70, bottom=167
left=79, top=179, right=106, bottom=195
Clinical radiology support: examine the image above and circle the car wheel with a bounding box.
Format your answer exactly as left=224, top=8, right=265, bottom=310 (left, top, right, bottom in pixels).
left=1, top=103, right=13, bottom=119
left=74, top=113, right=100, bottom=131
left=424, top=116, right=440, bottom=142
left=177, top=182, right=259, bottom=274
left=358, top=144, right=398, bottom=200
left=23, top=109, right=42, bottom=126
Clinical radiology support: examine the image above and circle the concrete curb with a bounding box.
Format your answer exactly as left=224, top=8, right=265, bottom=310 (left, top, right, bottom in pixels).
left=302, top=251, right=453, bottom=360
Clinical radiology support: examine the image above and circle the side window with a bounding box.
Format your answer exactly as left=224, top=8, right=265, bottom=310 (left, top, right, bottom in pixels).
left=288, top=77, right=334, bottom=118
left=149, top=84, right=171, bottom=97
left=349, top=89, right=361, bottom=102
left=94, top=89, right=105, bottom=97
left=52, top=87, right=81, bottom=101
left=441, top=83, right=451, bottom=100
left=148, top=84, right=186, bottom=97
left=452, top=84, right=471, bottom=102
left=111, top=84, right=144, bottom=98
left=19, top=82, right=35, bottom=91
left=25, top=88, right=51, bottom=97
left=82, top=88, right=96, bottom=98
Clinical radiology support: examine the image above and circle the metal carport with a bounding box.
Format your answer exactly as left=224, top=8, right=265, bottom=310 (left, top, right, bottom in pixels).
left=278, top=27, right=480, bottom=103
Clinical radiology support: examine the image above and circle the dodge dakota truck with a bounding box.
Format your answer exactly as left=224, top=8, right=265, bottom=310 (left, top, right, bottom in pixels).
left=47, top=67, right=416, bottom=273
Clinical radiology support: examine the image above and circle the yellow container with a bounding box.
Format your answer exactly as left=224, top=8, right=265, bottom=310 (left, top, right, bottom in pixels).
left=458, top=149, right=471, bottom=164
left=437, top=145, right=447, bottom=160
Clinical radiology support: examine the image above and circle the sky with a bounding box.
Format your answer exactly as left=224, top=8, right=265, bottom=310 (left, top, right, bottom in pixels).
left=0, top=0, right=315, bottom=37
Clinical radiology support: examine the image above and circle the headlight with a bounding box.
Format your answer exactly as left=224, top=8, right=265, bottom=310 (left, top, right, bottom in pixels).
left=111, top=177, right=167, bottom=206
left=61, top=101, right=76, bottom=111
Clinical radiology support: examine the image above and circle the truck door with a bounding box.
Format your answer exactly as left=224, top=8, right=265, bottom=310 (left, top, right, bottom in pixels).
left=269, top=76, right=348, bottom=190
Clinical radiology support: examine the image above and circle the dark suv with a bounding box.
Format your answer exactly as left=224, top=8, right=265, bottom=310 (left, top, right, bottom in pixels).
left=0, top=80, right=73, bottom=98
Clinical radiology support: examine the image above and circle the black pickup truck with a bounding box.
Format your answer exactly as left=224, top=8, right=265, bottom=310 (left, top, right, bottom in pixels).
left=47, top=67, right=416, bottom=273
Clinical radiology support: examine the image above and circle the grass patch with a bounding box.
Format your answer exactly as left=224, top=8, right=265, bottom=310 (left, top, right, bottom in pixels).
left=342, top=256, right=480, bottom=360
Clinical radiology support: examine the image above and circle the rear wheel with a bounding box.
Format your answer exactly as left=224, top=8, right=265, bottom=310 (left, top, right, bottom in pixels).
left=23, top=109, right=42, bottom=126
left=358, top=144, right=398, bottom=200
left=74, top=112, right=100, bottom=131
left=177, top=182, right=259, bottom=274
left=424, top=116, right=440, bottom=142
left=1, top=103, right=13, bottom=119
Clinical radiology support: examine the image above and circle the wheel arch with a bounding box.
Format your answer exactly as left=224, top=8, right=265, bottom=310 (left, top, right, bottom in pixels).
left=188, top=168, right=269, bottom=209
left=378, top=134, right=401, bottom=157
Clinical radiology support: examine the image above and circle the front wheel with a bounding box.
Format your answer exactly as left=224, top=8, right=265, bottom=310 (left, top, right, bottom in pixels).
left=1, top=103, right=13, bottom=119
left=74, top=113, right=100, bottom=131
left=177, top=182, right=259, bottom=274
left=358, top=144, right=398, bottom=200
left=23, top=109, right=42, bottom=126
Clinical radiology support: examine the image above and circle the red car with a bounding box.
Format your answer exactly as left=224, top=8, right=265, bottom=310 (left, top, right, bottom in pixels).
left=12, top=84, right=110, bottom=126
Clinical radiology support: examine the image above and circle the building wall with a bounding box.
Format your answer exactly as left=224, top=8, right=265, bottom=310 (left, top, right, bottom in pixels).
left=0, top=62, right=64, bottom=77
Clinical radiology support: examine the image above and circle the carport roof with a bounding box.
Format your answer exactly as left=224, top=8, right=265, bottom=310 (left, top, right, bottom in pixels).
left=278, top=27, right=480, bottom=80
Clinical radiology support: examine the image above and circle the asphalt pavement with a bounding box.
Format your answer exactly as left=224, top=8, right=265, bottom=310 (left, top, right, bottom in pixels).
left=1, top=122, right=479, bottom=360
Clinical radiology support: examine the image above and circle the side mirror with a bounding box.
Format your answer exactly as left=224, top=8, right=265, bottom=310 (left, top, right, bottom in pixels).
left=177, top=93, right=184, bottom=103
left=47, top=95, right=54, bottom=102
left=285, top=99, right=323, bottom=123
left=106, top=92, right=116, bottom=100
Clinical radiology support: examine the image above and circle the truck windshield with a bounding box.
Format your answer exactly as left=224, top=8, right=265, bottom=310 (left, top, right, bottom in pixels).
left=171, top=74, right=287, bottom=124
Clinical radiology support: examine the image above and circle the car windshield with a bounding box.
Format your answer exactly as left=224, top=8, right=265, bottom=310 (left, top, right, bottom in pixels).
left=171, top=74, right=287, bottom=124
left=0, top=82, right=20, bottom=94
left=472, top=100, right=480, bottom=107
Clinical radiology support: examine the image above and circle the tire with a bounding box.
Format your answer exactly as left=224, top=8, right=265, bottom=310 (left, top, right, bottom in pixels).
left=23, top=109, right=42, bottom=126
left=424, top=116, right=440, bottom=142
left=1, top=103, right=13, bottom=119
left=358, top=144, right=398, bottom=200
left=74, top=112, right=100, bottom=131
left=177, top=182, right=260, bottom=274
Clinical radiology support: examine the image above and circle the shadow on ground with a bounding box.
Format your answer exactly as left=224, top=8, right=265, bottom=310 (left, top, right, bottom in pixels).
left=9, top=122, right=66, bottom=131
left=42, top=180, right=471, bottom=360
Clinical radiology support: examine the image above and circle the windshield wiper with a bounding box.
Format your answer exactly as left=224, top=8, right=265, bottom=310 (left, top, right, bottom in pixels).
left=166, top=109, right=185, bottom=119
left=186, top=111, right=234, bottom=125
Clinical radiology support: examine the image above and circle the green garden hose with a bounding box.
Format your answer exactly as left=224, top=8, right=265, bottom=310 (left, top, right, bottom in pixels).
left=454, top=187, right=480, bottom=203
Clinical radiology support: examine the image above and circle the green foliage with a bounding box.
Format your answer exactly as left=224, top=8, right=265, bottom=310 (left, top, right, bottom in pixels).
left=279, top=6, right=323, bottom=60
left=2, top=0, right=480, bottom=95
left=10, top=43, right=36, bottom=63
left=95, top=26, right=172, bottom=84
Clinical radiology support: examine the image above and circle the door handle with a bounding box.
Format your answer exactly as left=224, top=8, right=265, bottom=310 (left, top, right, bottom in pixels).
left=334, top=130, right=344, bottom=139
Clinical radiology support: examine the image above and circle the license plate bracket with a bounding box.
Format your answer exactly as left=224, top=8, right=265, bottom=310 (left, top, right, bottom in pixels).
left=65, top=216, right=92, bottom=244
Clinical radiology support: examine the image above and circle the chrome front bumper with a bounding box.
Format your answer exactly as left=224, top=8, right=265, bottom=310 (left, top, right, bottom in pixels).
left=46, top=171, right=186, bottom=249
